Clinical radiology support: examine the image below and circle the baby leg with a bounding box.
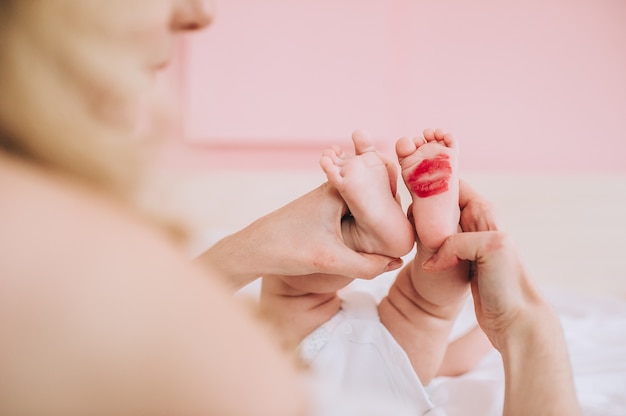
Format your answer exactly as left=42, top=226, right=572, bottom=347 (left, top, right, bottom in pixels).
left=379, top=129, right=471, bottom=384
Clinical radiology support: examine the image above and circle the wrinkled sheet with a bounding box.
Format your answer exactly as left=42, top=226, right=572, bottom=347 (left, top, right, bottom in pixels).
left=428, top=289, right=626, bottom=415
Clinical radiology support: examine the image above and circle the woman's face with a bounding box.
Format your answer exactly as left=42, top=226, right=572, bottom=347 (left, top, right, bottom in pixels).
left=3, top=0, right=214, bottom=131
left=53, top=0, right=215, bottom=77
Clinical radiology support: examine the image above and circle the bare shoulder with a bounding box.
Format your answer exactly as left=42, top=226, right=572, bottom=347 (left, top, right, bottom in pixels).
left=0, top=151, right=216, bottom=323
left=0, top=151, right=180, bottom=275
left=0, top=153, right=309, bottom=416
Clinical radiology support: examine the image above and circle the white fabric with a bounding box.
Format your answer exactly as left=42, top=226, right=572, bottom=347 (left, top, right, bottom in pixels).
left=418, top=289, right=626, bottom=416
left=300, top=290, right=440, bottom=416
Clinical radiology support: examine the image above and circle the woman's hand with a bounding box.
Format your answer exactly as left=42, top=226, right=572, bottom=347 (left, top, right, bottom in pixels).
left=422, top=230, right=582, bottom=415
left=428, top=179, right=539, bottom=348
left=198, top=182, right=402, bottom=290
left=422, top=230, right=539, bottom=348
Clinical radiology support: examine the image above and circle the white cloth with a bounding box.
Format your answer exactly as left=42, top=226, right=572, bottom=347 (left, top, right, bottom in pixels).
left=300, top=290, right=445, bottom=416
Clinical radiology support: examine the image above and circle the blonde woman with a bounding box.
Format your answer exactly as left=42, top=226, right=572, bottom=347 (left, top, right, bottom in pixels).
left=0, top=1, right=580, bottom=415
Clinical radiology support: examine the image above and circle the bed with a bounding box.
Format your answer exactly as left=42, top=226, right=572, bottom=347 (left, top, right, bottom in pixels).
left=171, top=169, right=626, bottom=415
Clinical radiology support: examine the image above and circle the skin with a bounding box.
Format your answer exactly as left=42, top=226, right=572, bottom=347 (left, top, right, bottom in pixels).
left=0, top=149, right=309, bottom=416
left=0, top=1, right=309, bottom=415
left=262, top=143, right=493, bottom=383
left=0, top=0, right=582, bottom=414
left=319, top=129, right=415, bottom=258
left=0, top=0, right=214, bottom=131
left=268, top=129, right=490, bottom=383
left=198, top=181, right=403, bottom=292
left=379, top=129, right=472, bottom=384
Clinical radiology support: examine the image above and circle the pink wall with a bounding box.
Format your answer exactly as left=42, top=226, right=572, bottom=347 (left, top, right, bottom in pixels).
left=165, top=0, right=626, bottom=173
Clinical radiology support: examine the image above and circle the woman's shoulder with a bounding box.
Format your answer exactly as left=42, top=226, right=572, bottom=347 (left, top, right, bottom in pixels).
left=0, top=151, right=184, bottom=276
left=0, top=152, right=310, bottom=416
left=0, top=150, right=143, bottom=231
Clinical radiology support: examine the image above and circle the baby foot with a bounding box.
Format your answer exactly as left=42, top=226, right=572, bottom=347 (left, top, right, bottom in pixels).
left=320, top=130, right=414, bottom=258
left=396, top=128, right=460, bottom=251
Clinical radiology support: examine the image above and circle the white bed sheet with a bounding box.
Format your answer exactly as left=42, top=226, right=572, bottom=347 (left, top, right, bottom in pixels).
left=428, top=289, right=626, bottom=416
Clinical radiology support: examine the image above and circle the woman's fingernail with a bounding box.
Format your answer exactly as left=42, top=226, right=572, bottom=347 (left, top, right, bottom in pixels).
left=385, top=259, right=403, bottom=271
left=422, top=257, right=434, bottom=270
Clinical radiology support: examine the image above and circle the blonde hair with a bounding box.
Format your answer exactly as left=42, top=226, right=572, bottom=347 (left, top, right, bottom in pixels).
left=0, top=0, right=186, bottom=239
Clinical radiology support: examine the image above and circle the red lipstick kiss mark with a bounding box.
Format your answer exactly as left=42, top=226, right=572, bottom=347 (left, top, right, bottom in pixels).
left=407, top=154, right=452, bottom=198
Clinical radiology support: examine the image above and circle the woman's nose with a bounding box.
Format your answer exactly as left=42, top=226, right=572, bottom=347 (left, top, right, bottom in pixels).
left=171, top=0, right=215, bottom=32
